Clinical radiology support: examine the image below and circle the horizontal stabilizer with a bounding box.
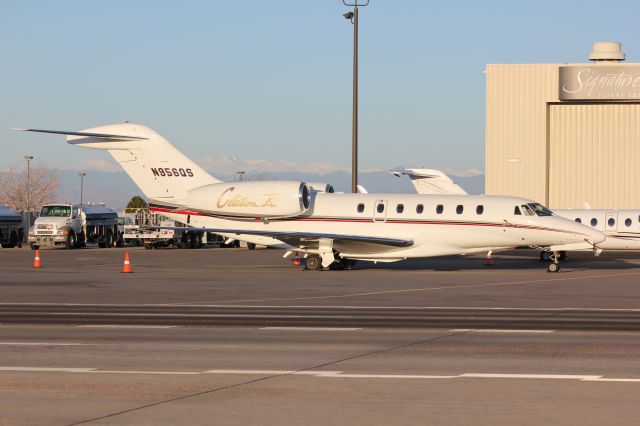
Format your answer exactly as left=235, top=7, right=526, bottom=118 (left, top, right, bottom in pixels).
left=11, top=128, right=148, bottom=141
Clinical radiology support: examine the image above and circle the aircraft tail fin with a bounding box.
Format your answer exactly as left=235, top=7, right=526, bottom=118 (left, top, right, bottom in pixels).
left=391, top=168, right=468, bottom=195
left=15, top=123, right=220, bottom=200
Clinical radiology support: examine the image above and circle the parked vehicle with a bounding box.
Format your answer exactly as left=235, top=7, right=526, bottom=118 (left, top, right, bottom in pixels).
left=122, top=208, right=224, bottom=249
left=29, top=204, right=121, bottom=249
left=0, top=206, right=23, bottom=248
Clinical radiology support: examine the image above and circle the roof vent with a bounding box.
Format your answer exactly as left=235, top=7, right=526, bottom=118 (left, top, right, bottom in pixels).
left=589, top=41, right=625, bottom=62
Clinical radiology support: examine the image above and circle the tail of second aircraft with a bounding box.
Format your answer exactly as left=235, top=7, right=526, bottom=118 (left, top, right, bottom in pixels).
left=16, top=123, right=220, bottom=201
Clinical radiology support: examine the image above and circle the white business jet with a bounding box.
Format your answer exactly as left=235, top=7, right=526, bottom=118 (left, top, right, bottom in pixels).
left=15, top=124, right=604, bottom=272
left=393, top=168, right=640, bottom=258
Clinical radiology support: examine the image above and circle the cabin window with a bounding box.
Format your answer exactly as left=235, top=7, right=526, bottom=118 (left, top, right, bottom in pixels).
left=590, top=218, right=598, bottom=227
left=476, top=205, right=484, bottom=215
left=514, top=206, right=522, bottom=215
left=608, top=218, right=616, bottom=227
left=357, top=203, right=365, bottom=213
left=456, top=205, right=464, bottom=214
left=377, top=203, right=385, bottom=214
left=625, top=218, right=632, bottom=227
left=396, top=204, right=404, bottom=214
left=416, top=204, right=424, bottom=214
left=436, top=204, right=444, bottom=214
left=575, top=218, right=582, bottom=223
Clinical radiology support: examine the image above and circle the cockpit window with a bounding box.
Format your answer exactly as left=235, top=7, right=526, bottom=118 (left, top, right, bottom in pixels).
left=527, top=203, right=553, bottom=217
left=514, top=206, right=522, bottom=215
left=521, top=205, right=535, bottom=216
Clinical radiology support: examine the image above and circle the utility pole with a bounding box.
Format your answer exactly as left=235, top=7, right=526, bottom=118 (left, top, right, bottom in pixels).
left=343, top=1, right=369, bottom=193
left=24, top=155, right=33, bottom=228
left=79, top=172, right=86, bottom=205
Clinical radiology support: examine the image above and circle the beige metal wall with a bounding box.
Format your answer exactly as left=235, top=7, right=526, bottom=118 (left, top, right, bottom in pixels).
left=486, top=63, right=640, bottom=209
left=549, top=103, right=640, bottom=208
left=485, top=64, right=559, bottom=204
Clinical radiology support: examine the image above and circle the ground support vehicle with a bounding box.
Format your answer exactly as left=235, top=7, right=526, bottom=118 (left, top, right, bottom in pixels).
left=29, top=204, right=121, bottom=250
left=123, top=208, right=224, bottom=249
left=0, top=206, right=23, bottom=248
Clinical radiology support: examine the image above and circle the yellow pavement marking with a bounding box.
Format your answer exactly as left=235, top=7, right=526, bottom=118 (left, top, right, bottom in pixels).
left=169, top=271, right=640, bottom=306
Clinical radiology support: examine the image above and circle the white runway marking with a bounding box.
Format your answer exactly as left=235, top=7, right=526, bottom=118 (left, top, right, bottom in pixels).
left=1, top=367, right=639, bottom=382
left=260, top=327, right=362, bottom=331
left=451, top=329, right=555, bottom=334
left=76, top=325, right=177, bottom=329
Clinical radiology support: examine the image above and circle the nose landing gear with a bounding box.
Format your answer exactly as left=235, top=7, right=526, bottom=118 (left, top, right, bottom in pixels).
left=546, top=251, right=561, bottom=273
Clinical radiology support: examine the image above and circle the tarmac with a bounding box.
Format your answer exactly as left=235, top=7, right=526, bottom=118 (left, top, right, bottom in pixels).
left=1, top=246, right=640, bottom=425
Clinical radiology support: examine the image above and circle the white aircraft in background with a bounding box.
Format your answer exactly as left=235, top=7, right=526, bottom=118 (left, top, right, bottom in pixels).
left=393, top=168, right=640, bottom=259
left=16, top=123, right=604, bottom=272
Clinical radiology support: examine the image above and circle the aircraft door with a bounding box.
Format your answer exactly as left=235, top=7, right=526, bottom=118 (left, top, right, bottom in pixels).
left=373, top=200, right=387, bottom=222
left=605, top=212, right=618, bottom=232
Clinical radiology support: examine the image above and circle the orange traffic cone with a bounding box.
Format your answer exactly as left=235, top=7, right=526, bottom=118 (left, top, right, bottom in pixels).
left=33, top=250, right=42, bottom=268
left=122, top=252, right=132, bottom=273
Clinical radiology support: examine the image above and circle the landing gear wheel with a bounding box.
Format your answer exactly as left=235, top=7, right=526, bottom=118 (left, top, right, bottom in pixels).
left=247, top=242, right=256, bottom=250
left=547, top=262, right=560, bottom=273
left=30, top=244, right=39, bottom=250
left=540, top=251, right=552, bottom=261
left=304, top=256, right=322, bottom=271
left=180, top=234, right=191, bottom=249
left=144, top=242, right=154, bottom=250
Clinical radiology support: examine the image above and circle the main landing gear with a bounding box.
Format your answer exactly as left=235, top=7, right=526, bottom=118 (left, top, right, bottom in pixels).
left=303, top=255, right=357, bottom=271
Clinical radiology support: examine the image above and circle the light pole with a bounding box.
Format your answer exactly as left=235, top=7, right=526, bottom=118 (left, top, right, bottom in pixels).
left=24, top=155, right=33, bottom=240
left=236, top=171, right=245, bottom=182
left=343, top=1, right=369, bottom=193
left=79, top=172, right=86, bottom=205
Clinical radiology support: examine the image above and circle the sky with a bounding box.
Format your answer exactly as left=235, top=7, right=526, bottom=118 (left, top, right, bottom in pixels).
left=2, top=0, right=639, bottom=179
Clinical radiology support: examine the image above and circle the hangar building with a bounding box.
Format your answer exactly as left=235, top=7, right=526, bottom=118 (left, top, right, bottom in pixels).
left=485, top=42, right=640, bottom=209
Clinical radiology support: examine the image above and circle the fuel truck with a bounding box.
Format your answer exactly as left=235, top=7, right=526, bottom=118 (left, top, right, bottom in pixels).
left=29, top=203, right=122, bottom=249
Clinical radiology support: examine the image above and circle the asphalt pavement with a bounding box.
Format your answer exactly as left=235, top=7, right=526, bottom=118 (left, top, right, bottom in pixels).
left=1, top=246, right=640, bottom=425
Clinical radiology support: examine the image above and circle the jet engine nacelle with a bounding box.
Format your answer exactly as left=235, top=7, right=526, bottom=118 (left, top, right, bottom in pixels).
left=306, top=182, right=335, bottom=193
left=186, top=181, right=311, bottom=218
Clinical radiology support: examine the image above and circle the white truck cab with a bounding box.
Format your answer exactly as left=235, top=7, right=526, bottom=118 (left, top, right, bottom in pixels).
left=29, top=204, right=84, bottom=249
